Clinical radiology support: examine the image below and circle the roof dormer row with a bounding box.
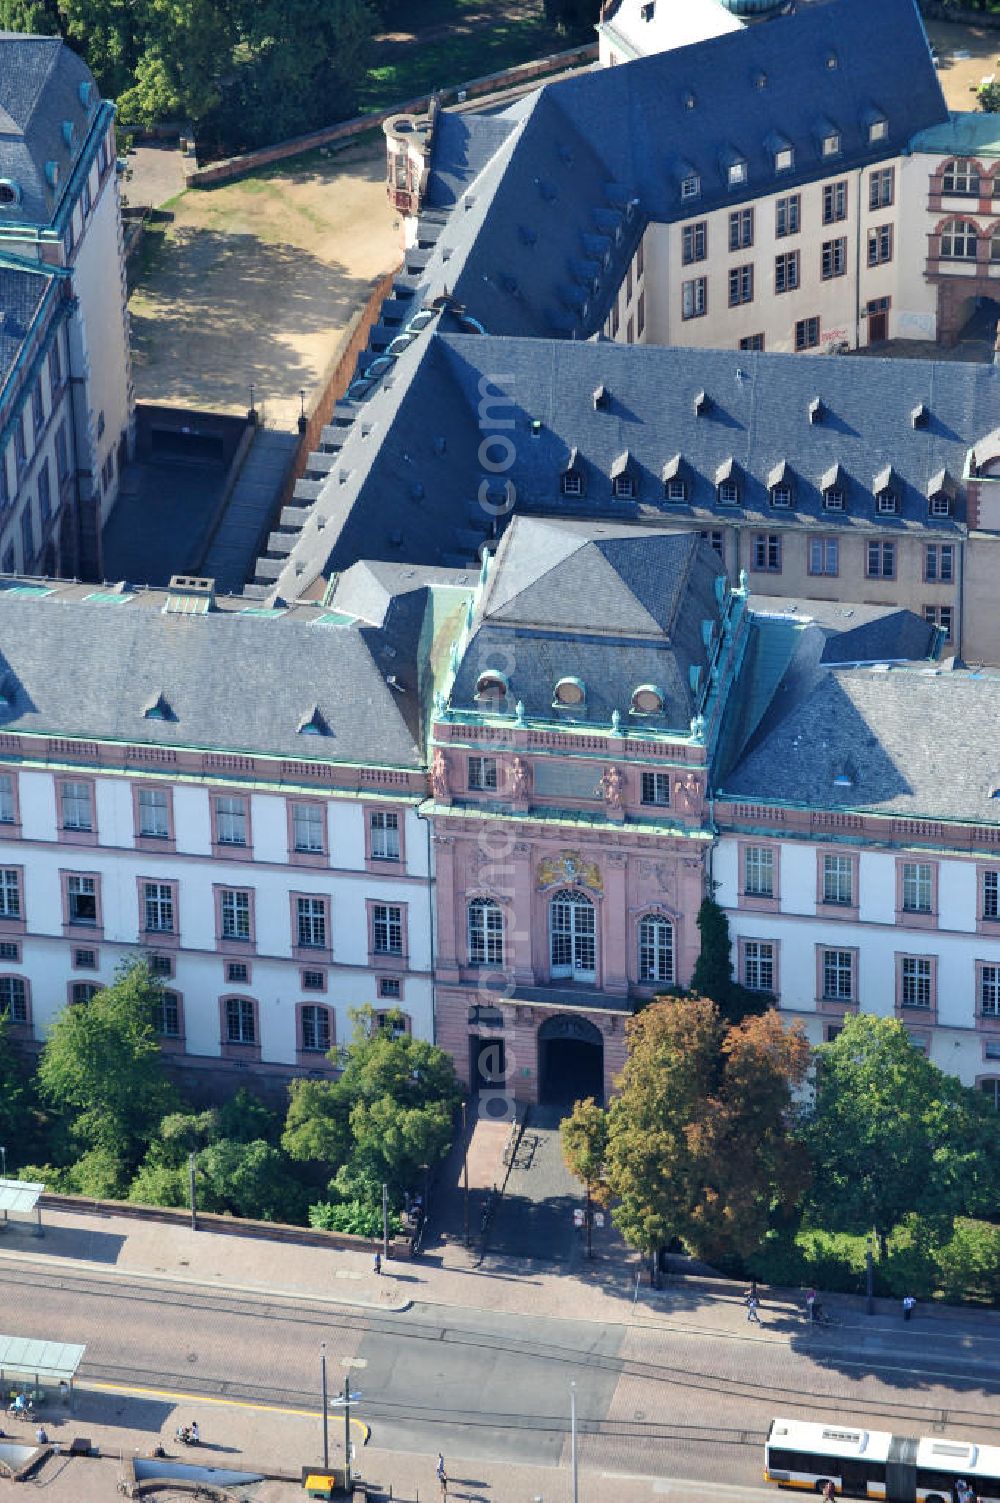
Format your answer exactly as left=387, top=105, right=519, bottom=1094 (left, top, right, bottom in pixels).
left=674, top=106, right=888, bottom=203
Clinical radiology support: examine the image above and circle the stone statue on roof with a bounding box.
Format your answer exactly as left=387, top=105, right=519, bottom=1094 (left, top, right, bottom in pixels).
left=431, top=749, right=450, bottom=800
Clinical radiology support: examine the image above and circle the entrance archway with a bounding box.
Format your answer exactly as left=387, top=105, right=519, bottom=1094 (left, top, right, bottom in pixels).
left=538, top=1013, right=604, bottom=1107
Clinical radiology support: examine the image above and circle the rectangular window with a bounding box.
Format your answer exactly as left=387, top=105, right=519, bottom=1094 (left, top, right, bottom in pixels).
left=901, top=956, right=932, bottom=1009
left=67, top=874, right=97, bottom=925
left=468, top=755, right=498, bottom=791
left=867, top=224, right=893, bottom=267
left=739, top=333, right=765, bottom=351
left=924, top=543, right=955, bottom=583
left=681, top=276, right=707, bottom=319
left=924, top=604, right=954, bottom=642
left=636, top=239, right=644, bottom=278
left=728, top=264, right=753, bottom=306
left=809, top=537, right=839, bottom=576
left=55, top=422, right=69, bottom=481
left=775, top=193, right=800, bottom=237
left=221, top=889, right=251, bottom=941
left=984, top=869, right=999, bottom=920
left=143, top=881, right=174, bottom=933
left=296, top=896, right=327, bottom=949
left=729, top=207, right=753, bottom=251
left=982, top=965, right=1000, bottom=1017
left=301, top=969, right=326, bottom=992
left=379, top=976, right=402, bottom=999
left=156, top=991, right=180, bottom=1038
left=73, top=947, right=96, bottom=969
left=866, top=541, right=896, bottom=578
left=681, top=221, right=707, bottom=264
left=0, top=976, right=27, bottom=1024
left=637, top=290, right=645, bottom=337
left=680, top=174, right=700, bottom=201
left=49, top=338, right=63, bottom=393
left=700, top=528, right=724, bottom=555
left=138, top=786, right=169, bottom=838
left=225, top=996, right=256, bottom=1045
left=775, top=251, right=800, bottom=294
left=821, top=237, right=847, bottom=279
left=373, top=903, right=403, bottom=956
left=38, top=458, right=51, bottom=527
left=226, top=960, right=249, bottom=983
left=149, top=953, right=173, bottom=978
left=31, top=381, right=44, bottom=437
left=869, top=166, right=894, bottom=210
left=301, top=1005, right=330, bottom=1052
left=823, top=949, right=854, bottom=1001
left=823, top=854, right=854, bottom=906
left=215, top=794, right=247, bottom=846
left=21, top=505, right=33, bottom=568
left=370, top=809, right=400, bottom=861
left=795, top=316, right=820, bottom=351
left=0, top=774, right=15, bottom=825
left=752, top=533, right=781, bottom=572
left=13, top=421, right=25, bottom=475
left=61, top=780, right=93, bottom=832
left=72, top=982, right=99, bottom=1005
left=744, top=846, right=774, bottom=898
left=0, top=868, right=20, bottom=920
left=822, top=180, right=848, bottom=225
left=902, top=862, right=933, bottom=913
left=743, top=940, right=775, bottom=991
left=292, top=802, right=324, bottom=853
left=641, top=771, right=670, bottom=806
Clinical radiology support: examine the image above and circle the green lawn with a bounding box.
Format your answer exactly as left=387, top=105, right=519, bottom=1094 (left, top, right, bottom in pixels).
left=359, top=13, right=572, bottom=110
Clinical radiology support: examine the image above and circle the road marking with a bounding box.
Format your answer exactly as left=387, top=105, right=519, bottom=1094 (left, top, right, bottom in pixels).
left=81, top=1379, right=371, bottom=1441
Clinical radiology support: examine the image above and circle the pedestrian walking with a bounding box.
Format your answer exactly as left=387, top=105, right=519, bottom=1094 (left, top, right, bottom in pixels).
left=749, top=1278, right=759, bottom=1303
left=746, top=1294, right=761, bottom=1324
left=436, top=1453, right=446, bottom=1481
left=806, top=1288, right=817, bottom=1322
left=373, top=1251, right=382, bottom=1276
left=902, top=1294, right=916, bottom=1321
left=823, top=1481, right=836, bottom=1502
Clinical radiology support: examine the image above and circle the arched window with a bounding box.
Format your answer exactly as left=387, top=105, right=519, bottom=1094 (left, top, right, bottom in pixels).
left=549, top=889, right=596, bottom=981
left=468, top=897, right=504, bottom=967
left=638, top=914, right=674, bottom=984
left=942, top=159, right=980, bottom=196
left=475, top=670, right=508, bottom=709
left=940, top=219, right=978, bottom=260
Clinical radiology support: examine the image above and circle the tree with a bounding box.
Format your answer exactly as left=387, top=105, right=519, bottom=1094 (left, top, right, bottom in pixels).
left=806, top=1014, right=999, bottom=1258
left=36, top=959, right=177, bottom=1171
left=0, top=1014, right=26, bottom=1149
left=560, top=1096, right=609, bottom=1203
left=603, top=998, right=810, bottom=1276
left=690, top=897, right=770, bottom=1023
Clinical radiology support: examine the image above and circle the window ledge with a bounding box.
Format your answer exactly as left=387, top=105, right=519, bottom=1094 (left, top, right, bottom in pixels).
left=135, top=835, right=177, bottom=854
left=738, top=892, right=780, bottom=912
left=292, top=944, right=333, bottom=964
left=217, top=937, right=256, bottom=956
left=61, top=828, right=98, bottom=846
left=140, top=928, right=179, bottom=950
left=289, top=850, right=328, bottom=868
left=211, top=842, right=254, bottom=863
left=895, top=908, right=938, bottom=930
left=816, top=901, right=860, bottom=922
left=817, top=997, right=859, bottom=1015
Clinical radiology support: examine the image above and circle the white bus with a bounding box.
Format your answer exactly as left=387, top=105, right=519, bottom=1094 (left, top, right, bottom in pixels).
left=765, top=1419, right=1000, bottom=1503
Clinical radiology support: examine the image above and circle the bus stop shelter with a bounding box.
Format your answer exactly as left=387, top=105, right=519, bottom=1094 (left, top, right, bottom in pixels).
left=0, top=1179, right=44, bottom=1236
left=0, top=1336, right=86, bottom=1403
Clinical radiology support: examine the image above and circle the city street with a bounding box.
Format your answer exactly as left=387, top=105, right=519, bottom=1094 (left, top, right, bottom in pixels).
left=2, top=1249, right=999, bottom=1489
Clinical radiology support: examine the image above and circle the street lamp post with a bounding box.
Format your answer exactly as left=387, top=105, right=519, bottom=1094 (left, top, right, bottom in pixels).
left=382, top=1182, right=389, bottom=1263
left=188, top=1151, right=197, bottom=1233
left=0, top=1145, right=7, bottom=1179
left=570, top=1380, right=578, bottom=1503
left=320, top=1344, right=329, bottom=1470
left=866, top=1235, right=875, bottom=1316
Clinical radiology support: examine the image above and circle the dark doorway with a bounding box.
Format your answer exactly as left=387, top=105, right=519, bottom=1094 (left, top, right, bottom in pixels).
left=867, top=296, right=890, bottom=343
left=538, top=1014, right=604, bottom=1107
left=469, top=1033, right=507, bottom=1096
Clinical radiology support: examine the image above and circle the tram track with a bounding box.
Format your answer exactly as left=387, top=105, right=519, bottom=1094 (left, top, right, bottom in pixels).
left=4, top=1259, right=999, bottom=1446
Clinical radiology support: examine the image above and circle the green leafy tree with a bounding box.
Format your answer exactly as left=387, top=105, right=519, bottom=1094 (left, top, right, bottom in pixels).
left=0, top=1013, right=26, bottom=1149
left=604, top=998, right=810, bottom=1275
left=36, top=960, right=177, bottom=1171
left=560, top=1096, right=609, bottom=1203
left=806, top=1014, right=999, bottom=1258
left=690, top=897, right=770, bottom=1022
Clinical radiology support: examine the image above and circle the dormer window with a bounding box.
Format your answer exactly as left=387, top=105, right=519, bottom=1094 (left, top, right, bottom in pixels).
left=640, top=1, right=654, bottom=18
left=562, top=471, right=583, bottom=497
left=44, top=161, right=59, bottom=189
left=929, top=492, right=952, bottom=518
left=631, top=685, right=664, bottom=715
left=680, top=174, right=700, bottom=201
left=927, top=468, right=956, bottom=517
left=61, top=121, right=76, bottom=151
left=663, top=455, right=687, bottom=501
left=612, top=473, right=635, bottom=500
left=728, top=160, right=747, bottom=188
left=865, top=111, right=888, bottom=144
left=773, top=146, right=794, bottom=174
left=475, top=670, right=509, bottom=706
left=665, top=478, right=686, bottom=502
left=0, top=180, right=21, bottom=206
left=770, top=484, right=792, bottom=509
left=718, top=479, right=739, bottom=506
left=822, top=132, right=841, bottom=158
left=823, top=487, right=845, bottom=512
left=554, top=677, right=586, bottom=708
left=876, top=489, right=898, bottom=515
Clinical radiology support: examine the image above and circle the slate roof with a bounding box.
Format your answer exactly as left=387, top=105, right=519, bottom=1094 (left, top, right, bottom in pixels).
left=0, top=584, right=423, bottom=768
left=253, top=334, right=996, bottom=600
left=720, top=664, right=1000, bottom=825
left=406, top=0, right=945, bottom=343
left=748, top=595, right=939, bottom=665
left=0, top=263, right=53, bottom=391
left=0, top=34, right=103, bottom=228
left=449, top=517, right=726, bottom=731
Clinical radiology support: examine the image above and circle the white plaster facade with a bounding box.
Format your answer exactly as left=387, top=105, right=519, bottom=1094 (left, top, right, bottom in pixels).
left=0, top=764, right=435, bottom=1090
left=714, top=832, right=1000, bottom=1097
left=597, top=0, right=741, bottom=68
